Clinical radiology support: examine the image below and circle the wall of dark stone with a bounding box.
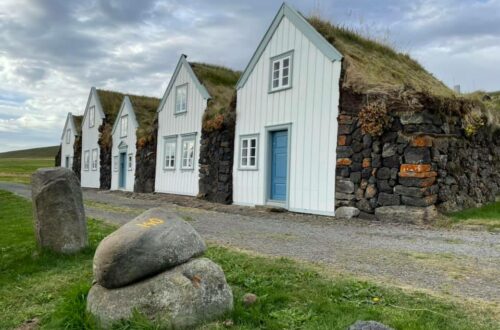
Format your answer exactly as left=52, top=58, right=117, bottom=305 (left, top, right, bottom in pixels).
left=336, top=88, right=500, bottom=220
left=55, top=144, right=61, bottom=167
left=134, top=118, right=158, bottom=193
left=72, top=136, right=82, bottom=181
left=98, top=120, right=112, bottom=190
left=198, top=96, right=236, bottom=204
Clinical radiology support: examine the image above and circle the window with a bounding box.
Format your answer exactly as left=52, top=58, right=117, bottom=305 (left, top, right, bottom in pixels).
left=128, top=154, right=133, bottom=171
left=181, top=136, right=195, bottom=170
left=89, top=106, right=95, bottom=127
left=163, top=138, right=177, bottom=170
left=66, top=129, right=71, bottom=143
left=270, top=52, right=293, bottom=92
left=120, top=116, right=128, bottom=137
left=113, top=156, right=118, bottom=171
left=175, top=84, right=188, bottom=114
left=240, top=136, right=258, bottom=169
left=91, top=149, right=98, bottom=171
left=84, top=150, right=90, bottom=171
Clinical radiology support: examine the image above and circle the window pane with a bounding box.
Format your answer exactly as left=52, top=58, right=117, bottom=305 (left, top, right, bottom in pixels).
left=283, top=58, right=289, bottom=67
left=250, top=139, right=256, bottom=148
left=242, top=139, right=248, bottom=148
left=282, top=67, right=289, bottom=77
left=273, top=61, right=280, bottom=71
left=250, top=147, right=256, bottom=157
left=273, top=79, right=279, bottom=88
left=242, top=157, right=247, bottom=166
left=273, top=70, right=280, bottom=79
left=282, top=77, right=288, bottom=86
left=250, top=157, right=255, bottom=166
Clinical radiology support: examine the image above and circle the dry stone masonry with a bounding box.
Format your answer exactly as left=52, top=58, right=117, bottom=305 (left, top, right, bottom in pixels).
left=336, top=89, right=500, bottom=223
left=31, top=168, right=87, bottom=253
left=87, top=208, right=233, bottom=328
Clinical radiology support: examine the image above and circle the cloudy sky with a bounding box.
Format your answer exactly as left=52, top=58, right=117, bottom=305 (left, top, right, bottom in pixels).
left=1, top=0, right=499, bottom=152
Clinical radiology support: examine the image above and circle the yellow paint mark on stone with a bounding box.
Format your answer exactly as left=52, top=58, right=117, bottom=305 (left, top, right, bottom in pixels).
left=136, top=217, right=164, bottom=228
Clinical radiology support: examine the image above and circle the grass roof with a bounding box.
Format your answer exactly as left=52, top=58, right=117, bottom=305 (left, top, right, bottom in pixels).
left=190, top=62, right=241, bottom=121
left=307, top=17, right=455, bottom=98
left=73, top=115, right=83, bottom=134
left=96, top=89, right=126, bottom=124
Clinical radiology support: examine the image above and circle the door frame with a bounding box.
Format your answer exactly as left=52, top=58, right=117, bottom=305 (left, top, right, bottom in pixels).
left=264, top=123, right=292, bottom=208
left=119, top=152, right=127, bottom=189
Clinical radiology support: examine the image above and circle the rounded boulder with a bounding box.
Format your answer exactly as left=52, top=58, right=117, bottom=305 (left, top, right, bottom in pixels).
left=93, top=207, right=206, bottom=288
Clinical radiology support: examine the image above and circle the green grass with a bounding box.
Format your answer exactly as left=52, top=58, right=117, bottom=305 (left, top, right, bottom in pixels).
left=1, top=190, right=498, bottom=329
left=0, top=158, right=54, bottom=183
left=448, top=201, right=500, bottom=231
left=0, top=146, right=59, bottom=159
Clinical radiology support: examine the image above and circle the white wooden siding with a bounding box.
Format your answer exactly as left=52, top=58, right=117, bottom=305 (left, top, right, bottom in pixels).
left=155, top=63, right=207, bottom=196
left=60, top=115, right=76, bottom=169
left=81, top=92, right=104, bottom=188
left=233, top=16, right=341, bottom=216
left=111, top=102, right=137, bottom=192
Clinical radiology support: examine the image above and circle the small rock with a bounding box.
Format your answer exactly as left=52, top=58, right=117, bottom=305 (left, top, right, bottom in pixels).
left=31, top=168, right=87, bottom=254
left=382, top=143, right=397, bottom=158
left=348, top=320, right=394, bottom=330
left=87, top=258, right=233, bottom=328
left=336, top=179, right=355, bottom=194
left=375, top=205, right=438, bottom=225
left=335, top=206, right=360, bottom=219
left=242, top=293, right=258, bottom=307
left=93, top=208, right=206, bottom=289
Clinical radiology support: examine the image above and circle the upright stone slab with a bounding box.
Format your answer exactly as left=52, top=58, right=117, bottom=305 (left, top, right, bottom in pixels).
left=31, top=167, right=87, bottom=254
left=93, top=208, right=207, bottom=289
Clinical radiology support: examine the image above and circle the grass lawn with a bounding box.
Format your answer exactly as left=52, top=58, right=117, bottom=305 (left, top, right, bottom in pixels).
left=0, top=190, right=498, bottom=329
left=0, top=158, right=54, bottom=184
left=447, top=201, right=500, bottom=231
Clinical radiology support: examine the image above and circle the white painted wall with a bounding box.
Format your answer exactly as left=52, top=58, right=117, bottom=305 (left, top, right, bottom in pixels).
left=81, top=90, right=104, bottom=188
left=111, top=100, right=137, bottom=192
left=233, top=16, right=341, bottom=216
left=60, top=114, right=77, bottom=169
left=155, top=63, right=207, bottom=196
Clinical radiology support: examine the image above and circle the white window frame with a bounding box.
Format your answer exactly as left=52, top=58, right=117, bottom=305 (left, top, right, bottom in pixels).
left=181, top=134, right=196, bottom=170
left=89, top=106, right=95, bottom=128
left=84, top=150, right=90, bottom=171
left=128, top=153, right=133, bottom=171
left=91, top=148, right=98, bottom=171
left=120, top=115, right=128, bottom=138
left=269, top=51, right=293, bottom=93
left=175, top=84, right=188, bottom=114
left=113, top=156, right=118, bottom=172
left=239, top=135, right=259, bottom=170
left=163, top=137, right=177, bottom=170
left=66, top=129, right=71, bottom=144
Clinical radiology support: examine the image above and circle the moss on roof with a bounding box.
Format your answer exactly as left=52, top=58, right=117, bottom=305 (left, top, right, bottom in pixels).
left=190, top=62, right=241, bottom=122
left=96, top=89, right=126, bottom=124
left=307, top=17, right=455, bottom=98
left=129, top=95, right=160, bottom=138
left=73, top=115, right=83, bottom=134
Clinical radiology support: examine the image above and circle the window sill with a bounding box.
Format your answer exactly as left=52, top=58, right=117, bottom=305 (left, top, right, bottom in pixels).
left=163, top=167, right=176, bottom=171
left=180, top=167, right=195, bottom=171
left=238, top=167, right=259, bottom=171
left=174, top=111, right=187, bottom=116
left=268, top=85, right=292, bottom=94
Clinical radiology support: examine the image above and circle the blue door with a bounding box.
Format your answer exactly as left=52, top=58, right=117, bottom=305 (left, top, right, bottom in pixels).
left=270, top=130, right=288, bottom=201
left=119, top=152, right=126, bottom=188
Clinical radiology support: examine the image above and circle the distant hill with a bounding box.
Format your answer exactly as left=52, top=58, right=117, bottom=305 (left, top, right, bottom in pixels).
left=0, top=146, right=59, bottom=159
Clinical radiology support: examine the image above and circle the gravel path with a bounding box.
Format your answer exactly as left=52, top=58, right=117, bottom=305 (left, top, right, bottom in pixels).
left=2, top=182, right=499, bottom=305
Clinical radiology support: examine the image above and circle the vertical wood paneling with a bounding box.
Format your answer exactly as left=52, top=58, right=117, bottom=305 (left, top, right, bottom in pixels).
left=60, top=116, right=76, bottom=168
left=111, top=102, right=137, bottom=192
left=81, top=93, right=103, bottom=188
left=233, top=16, right=341, bottom=215
left=155, top=64, right=207, bottom=196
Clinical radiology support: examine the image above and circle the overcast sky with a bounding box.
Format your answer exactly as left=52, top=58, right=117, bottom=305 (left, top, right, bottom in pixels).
left=1, top=0, right=499, bottom=152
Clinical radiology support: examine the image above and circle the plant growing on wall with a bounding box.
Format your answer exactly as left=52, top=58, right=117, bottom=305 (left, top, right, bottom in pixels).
left=358, top=100, right=392, bottom=136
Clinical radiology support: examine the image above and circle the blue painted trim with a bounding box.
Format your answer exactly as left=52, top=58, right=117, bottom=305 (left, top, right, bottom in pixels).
left=236, top=2, right=343, bottom=90
left=157, top=55, right=211, bottom=113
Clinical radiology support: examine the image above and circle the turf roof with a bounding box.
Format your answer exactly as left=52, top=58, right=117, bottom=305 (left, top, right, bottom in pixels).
left=96, top=89, right=160, bottom=137
left=307, top=17, right=455, bottom=98
left=189, top=62, right=241, bottom=120
left=73, top=115, right=83, bottom=134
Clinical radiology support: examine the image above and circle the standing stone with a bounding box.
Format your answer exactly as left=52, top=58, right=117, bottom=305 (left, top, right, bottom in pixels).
left=31, top=168, right=87, bottom=254
left=87, top=258, right=233, bottom=328
left=93, top=208, right=206, bottom=289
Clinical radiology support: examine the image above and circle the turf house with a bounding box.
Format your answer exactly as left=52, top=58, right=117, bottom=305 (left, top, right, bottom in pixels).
left=233, top=3, right=500, bottom=219
left=155, top=54, right=240, bottom=202
left=56, top=112, right=82, bottom=171
left=110, top=94, right=160, bottom=192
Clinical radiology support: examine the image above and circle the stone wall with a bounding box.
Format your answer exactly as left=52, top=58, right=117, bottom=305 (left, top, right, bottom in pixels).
left=72, top=135, right=82, bottom=181
left=55, top=144, right=61, bottom=167
left=335, top=89, right=500, bottom=222
left=198, top=96, right=236, bottom=204
left=98, top=121, right=112, bottom=190
left=134, top=119, right=158, bottom=193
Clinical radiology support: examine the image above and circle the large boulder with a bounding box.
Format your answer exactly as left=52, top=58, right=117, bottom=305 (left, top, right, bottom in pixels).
left=374, top=205, right=438, bottom=225
left=31, top=167, right=87, bottom=254
left=87, top=258, right=233, bottom=328
left=93, top=208, right=206, bottom=288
